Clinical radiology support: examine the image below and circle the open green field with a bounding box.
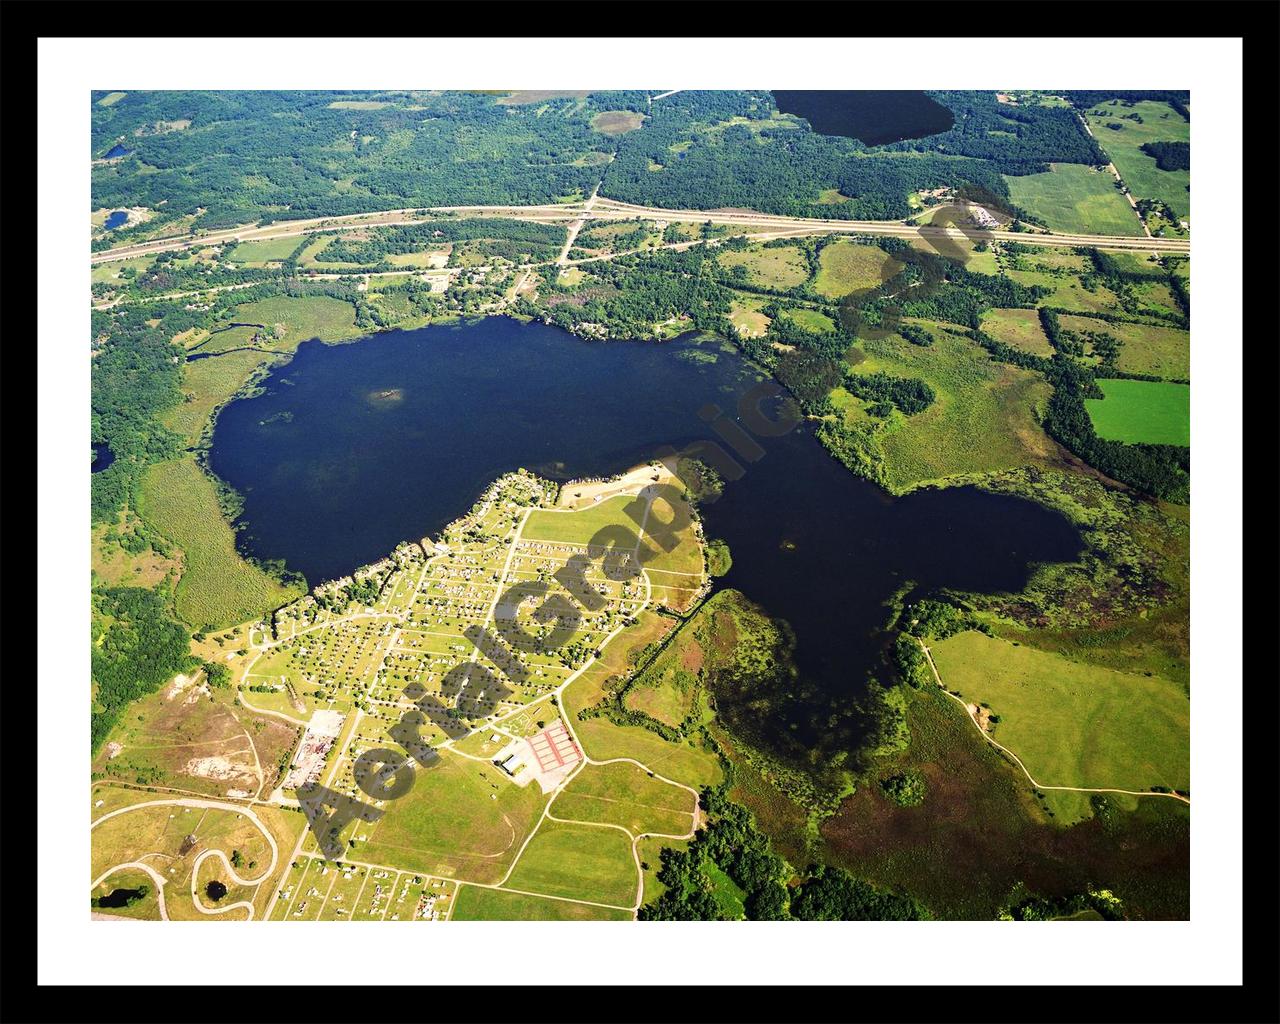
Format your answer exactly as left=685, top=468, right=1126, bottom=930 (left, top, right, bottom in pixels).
left=728, top=297, right=771, bottom=338
left=1004, top=163, right=1143, bottom=236
left=813, top=240, right=902, bottom=299
left=931, top=630, right=1189, bottom=822
left=505, top=819, right=637, bottom=907
left=451, top=885, right=632, bottom=920
left=1084, top=100, right=1190, bottom=220
left=234, top=295, right=359, bottom=344
left=852, top=328, right=1058, bottom=491
left=357, top=751, right=547, bottom=884
left=1085, top=379, right=1189, bottom=446
left=136, top=457, right=303, bottom=628
left=980, top=308, right=1055, bottom=357
left=552, top=761, right=695, bottom=837
left=1059, top=315, right=1189, bottom=380
left=228, top=237, right=305, bottom=264
left=779, top=307, right=835, bottom=334
left=624, top=666, right=696, bottom=728
left=91, top=256, right=153, bottom=284
left=718, top=244, right=809, bottom=289
left=98, top=91, right=128, bottom=106
left=523, top=494, right=639, bottom=544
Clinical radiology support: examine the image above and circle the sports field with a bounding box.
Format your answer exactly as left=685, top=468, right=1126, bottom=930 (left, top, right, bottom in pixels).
left=1085, top=379, right=1189, bottom=446
left=931, top=630, right=1189, bottom=823
left=1004, top=163, right=1143, bottom=236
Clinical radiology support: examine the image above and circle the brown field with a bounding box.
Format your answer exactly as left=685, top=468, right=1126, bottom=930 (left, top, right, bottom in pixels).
left=592, top=111, right=646, bottom=135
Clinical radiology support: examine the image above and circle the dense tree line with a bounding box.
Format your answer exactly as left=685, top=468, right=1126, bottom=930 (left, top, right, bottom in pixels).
left=92, top=587, right=198, bottom=750
left=1065, top=91, right=1190, bottom=120
left=316, top=219, right=566, bottom=266
left=789, top=864, right=924, bottom=920
left=1140, top=140, right=1190, bottom=172
left=842, top=370, right=935, bottom=416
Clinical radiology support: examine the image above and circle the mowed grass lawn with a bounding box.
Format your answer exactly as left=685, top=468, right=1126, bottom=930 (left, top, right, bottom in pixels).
left=717, top=244, right=810, bottom=289
left=1058, top=315, right=1189, bottom=380
left=358, top=751, right=547, bottom=884
left=136, top=457, right=303, bottom=628
left=1085, top=379, right=1189, bottom=446
left=522, top=494, right=642, bottom=545
left=931, top=631, right=1189, bottom=822
left=1003, top=163, right=1143, bottom=236
left=505, top=819, right=637, bottom=907
left=980, top=308, right=1055, bottom=357
left=551, top=761, right=695, bottom=837
left=450, top=885, right=632, bottom=920
left=813, top=240, right=902, bottom=299
left=1085, top=100, right=1190, bottom=220
left=853, top=328, right=1057, bottom=491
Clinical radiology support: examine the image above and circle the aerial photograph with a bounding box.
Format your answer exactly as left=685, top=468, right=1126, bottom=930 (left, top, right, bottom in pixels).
left=89, top=86, right=1195, bottom=925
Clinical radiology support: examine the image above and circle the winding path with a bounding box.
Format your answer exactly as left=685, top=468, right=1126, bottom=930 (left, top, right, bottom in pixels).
left=918, top=639, right=1191, bottom=807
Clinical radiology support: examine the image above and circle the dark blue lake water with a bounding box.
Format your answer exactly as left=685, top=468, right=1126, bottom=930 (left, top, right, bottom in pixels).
left=104, top=210, right=128, bottom=230
left=104, top=144, right=133, bottom=160
left=209, top=319, right=1080, bottom=732
left=772, top=90, right=954, bottom=146
left=92, top=442, right=115, bottom=473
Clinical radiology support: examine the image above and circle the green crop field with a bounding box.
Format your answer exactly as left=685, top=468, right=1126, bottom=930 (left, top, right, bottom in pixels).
left=551, top=761, right=695, bottom=837
left=136, top=457, right=303, bottom=628
left=852, top=327, right=1057, bottom=491
left=450, top=885, right=632, bottom=920
left=358, top=751, right=548, bottom=884
left=718, top=244, right=810, bottom=289
left=813, top=240, right=902, bottom=299
left=227, top=237, right=305, bottom=264
left=505, top=819, right=637, bottom=906
left=1058, top=315, right=1189, bottom=380
left=930, top=630, right=1189, bottom=823
left=1085, top=379, right=1189, bottom=446
left=1084, top=100, right=1190, bottom=220
left=980, top=308, right=1055, bottom=357
left=1004, top=163, right=1143, bottom=236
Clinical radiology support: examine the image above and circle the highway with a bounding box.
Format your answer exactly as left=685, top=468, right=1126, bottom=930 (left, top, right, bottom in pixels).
left=90, top=195, right=1191, bottom=268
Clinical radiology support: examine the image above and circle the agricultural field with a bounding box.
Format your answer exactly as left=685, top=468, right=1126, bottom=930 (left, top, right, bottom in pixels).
left=930, top=630, right=1190, bottom=822
left=1058, top=315, right=1189, bottom=380
left=1004, top=163, right=1143, bottom=236
left=136, top=457, right=304, bottom=628
left=980, top=308, right=1055, bottom=357
left=227, top=237, right=305, bottom=265
left=1085, top=379, right=1190, bottom=446
left=1084, top=100, right=1190, bottom=221
left=847, top=327, right=1058, bottom=492
left=813, top=239, right=902, bottom=299
left=717, top=243, right=810, bottom=289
